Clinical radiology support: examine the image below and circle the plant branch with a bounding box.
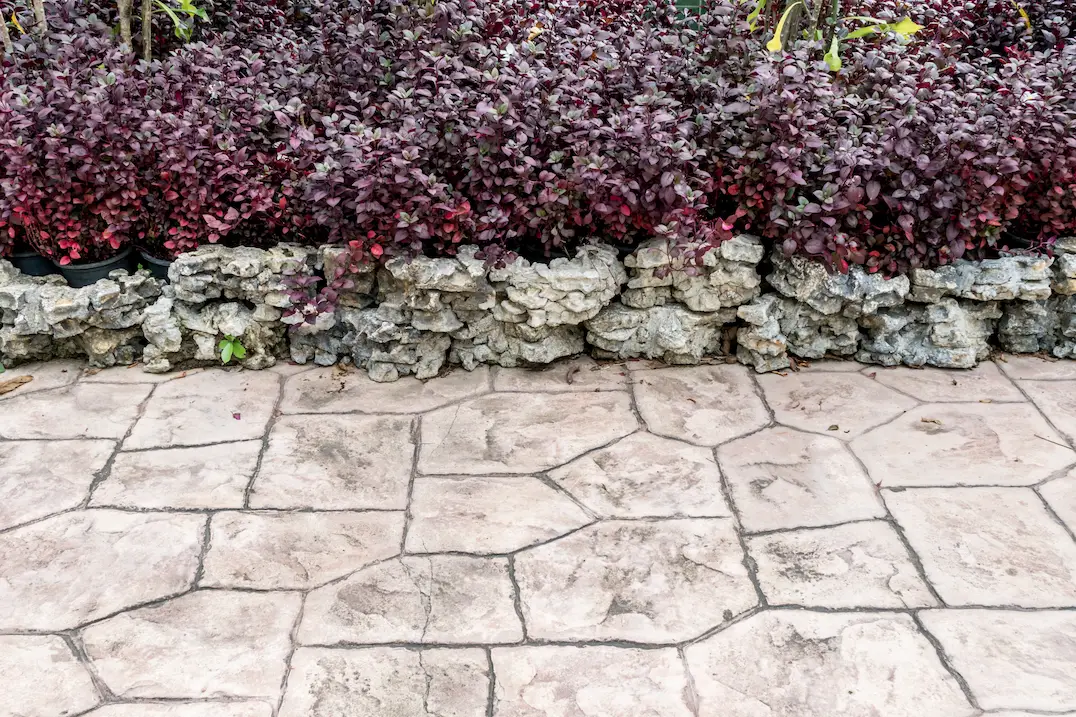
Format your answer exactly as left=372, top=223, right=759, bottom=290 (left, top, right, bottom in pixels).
left=117, top=0, right=133, bottom=50
left=30, top=0, right=45, bottom=36
left=0, top=15, right=12, bottom=55
left=141, top=0, right=152, bottom=60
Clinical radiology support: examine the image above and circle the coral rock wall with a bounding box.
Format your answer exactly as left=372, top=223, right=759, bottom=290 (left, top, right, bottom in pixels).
left=2, top=236, right=1075, bottom=380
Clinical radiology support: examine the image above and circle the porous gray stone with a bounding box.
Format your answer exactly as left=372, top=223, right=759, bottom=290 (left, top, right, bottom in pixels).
left=768, top=252, right=910, bottom=317
left=909, top=256, right=1053, bottom=303
left=999, top=299, right=1060, bottom=354
left=735, top=293, right=859, bottom=372
left=585, top=301, right=735, bottom=363
left=857, top=298, right=1001, bottom=368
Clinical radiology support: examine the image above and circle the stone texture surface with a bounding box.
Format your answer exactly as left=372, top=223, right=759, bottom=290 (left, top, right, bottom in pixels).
left=279, top=647, right=489, bottom=717
left=0, top=439, right=113, bottom=529
left=514, top=519, right=756, bottom=642
left=718, top=427, right=885, bottom=532
left=93, top=441, right=261, bottom=509
left=406, top=475, right=591, bottom=554
left=868, top=362, right=1025, bottom=402
left=1, top=635, right=101, bottom=717
left=81, top=590, right=301, bottom=699
left=548, top=433, right=730, bottom=518
left=886, top=487, right=1076, bottom=606
left=492, top=646, right=695, bottom=717
left=0, top=382, right=149, bottom=439
left=633, top=364, right=769, bottom=445
left=299, top=556, right=523, bottom=645
left=251, top=414, right=414, bottom=509
left=1019, top=379, right=1076, bottom=444
left=758, top=372, right=916, bottom=437
left=747, top=521, right=937, bottom=608
left=419, top=392, right=637, bottom=474
left=2, top=362, right=1076, bottom=714
left=852, top=403, right=1075, bottom=487
left=684, top=611, right=974, bottom=717
left=0, top=510, right=204, bottom=630
left=920, top=609, right=1076, bottom=711
left=201, top=511, right=404, bottom=589
left=125, top=370, right=279, bottom=448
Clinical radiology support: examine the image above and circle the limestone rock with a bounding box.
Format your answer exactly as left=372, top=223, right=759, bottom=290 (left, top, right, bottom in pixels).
left=585, top=301, right=735, bottom=363
left=735, top=293, right=859, bottom=372
left=769, top=252, right=909, bottom=317
left=857, top=298, right=1001, bottom=368
left=999, top=299, right=1059, bottom=353
left=910, top=256, right=1053, bottom=303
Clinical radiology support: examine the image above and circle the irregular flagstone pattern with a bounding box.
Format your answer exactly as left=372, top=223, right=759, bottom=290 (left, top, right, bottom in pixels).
left=419, top=392, right=637, bottom=474
left=718, top=427, right=885, bottom=532
left=515, top=519, right=756, bottom=643
left=1, top=635, right=100, bottom=717
left=279, top=647, right=489, bottom=717
left=492, top=646, right=694, bottom=717
left=81, top=590, right=302, bottom=699
left=406, top=475, right=591, bottom=554
left=747, top=521, right=937, bottom=608
left=251, top=414, right=414, bottom=509
left=92, top=440, right=261, bottom=509
left=684, top=611, right=975, bottom=717
left=757, top=371, right=916, bottom=437
left=0, top=439, right=113, bottom=530
left=201, top=511, right=404, bottom=589
left=886, top=487, right=1076, bottom=607
left=300, top=556, right=523, bottom=645
left=920, top=609, right=1076, bottom=711
left=548, top=432, right=730, bottom=518
left=0, top=510, right=204, bottom=631
left=633, top=364, right=769, bottom=446
left=852, top=403, right=1075, bottom=487
left=3, top=361, right=1076, bottom=714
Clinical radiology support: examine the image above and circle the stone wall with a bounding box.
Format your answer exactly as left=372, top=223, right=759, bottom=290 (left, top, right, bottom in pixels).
left=1, top=237, right=1075, bottom=380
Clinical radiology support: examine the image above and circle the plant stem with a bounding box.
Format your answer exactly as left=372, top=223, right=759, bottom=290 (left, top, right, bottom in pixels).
left=118, top=0, right=133, bottom=50
left=141, top=0, right=152, bottom=60
left=31, top=0, right=46, bottom=36
left=0, top=16, right=13, bottom=55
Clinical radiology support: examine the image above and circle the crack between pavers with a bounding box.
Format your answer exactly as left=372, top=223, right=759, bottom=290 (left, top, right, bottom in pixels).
left=191, top=514, right=214, bottom=588
left=273, top=593, right=306, bottom=717
left=1033, top=487, right=1076, bottom=548
left=243, top=372, right=288, bottom=509
left=400, top=415, right=423, bottom=554
left=711, top=447, right=768, bottom=610
left=485, top=648, right=497, bottom=717
left=506, top=555, right=530, bottom=642
left=534, top=473, right=601, bottom=522
left=677, top=645, right=702, bottom=717
left=62, top=631, right=116, bottom=704
left=1008, top=377, right=1076, bottom=452
left=910, top=610, right=982, bottom=712
left=81, top=384, right=159, bottom=509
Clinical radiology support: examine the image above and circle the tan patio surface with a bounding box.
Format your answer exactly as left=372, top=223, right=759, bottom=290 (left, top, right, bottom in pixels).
left=2, top=355, right=1076, bottom=716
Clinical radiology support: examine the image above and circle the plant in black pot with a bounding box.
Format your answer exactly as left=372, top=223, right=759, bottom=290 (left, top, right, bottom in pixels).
left=136, top=228, right=176, bottom=282
left=1, top=226, right=57, bottom=277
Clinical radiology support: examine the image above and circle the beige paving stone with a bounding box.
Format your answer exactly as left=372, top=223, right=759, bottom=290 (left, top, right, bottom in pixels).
left=279, top=647, right=488, bottom=717
left=795, top=359, right=866, bottom=372
left=515, top=519, right=755, bottom=643
left=0, top=383, right=150, bottom=439
left=202, top=510, right=404, bottom=589
left=1020, top=379, right=1076, bottom=444
left=684, top=611, right=974, bottom=717
left=492, top=645, right=694, bottom=717
left=747, top=521, right=937, bottom=608
left=997, top=355, right=1076, bottom=380
left=81, top=590, right=301, bottom=699
left=718, top=427, right=885, bottom=532
left=920, top=609, right=1076, bottom=711
left=250, top=414, right=414, bottom=510
left=0, top=510, right=204, bottom=631
left=0, top=439, right=114, bottom=530
left=299, top=556, right=522, bottom=645
left=125, top=370, right=279, bottom=449
left=987, top=713, right=1076, bottom=717
left=419, top=393, right=637, bottom=474
left=758, top=371, right=916, bottom=438
left=2, top=635, right=100, bottom=717
left=0, top=359, right=82, bottom=399
left=82, top=705, right=272, bottom=717
left=1041, top=469, right=1076, bottom=533
left=633, top=364, right=769, bottom=446
left=280, top=364, right=490, bottom=414
left=548, top=433, right=730, bottom=518
left=885, top=487, right=1076, bottom=607
left=81, top=365, right=203, bottom=383
left=492, top=356, right=628, bottom=392
left=851, top=403, right=1075, bottom=487
left=92, top=441, right=261, bottom=509
left=869, top=362, right=1025, bottom=402
left=406, top=476, right=591, bottom=554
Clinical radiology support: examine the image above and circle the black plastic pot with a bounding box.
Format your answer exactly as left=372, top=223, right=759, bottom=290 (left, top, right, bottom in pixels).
left=55, top=246, right=135, bottom=288
left=138, top=249, right=172, bottom=281
left=9, top=245, right=57, bottom=277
